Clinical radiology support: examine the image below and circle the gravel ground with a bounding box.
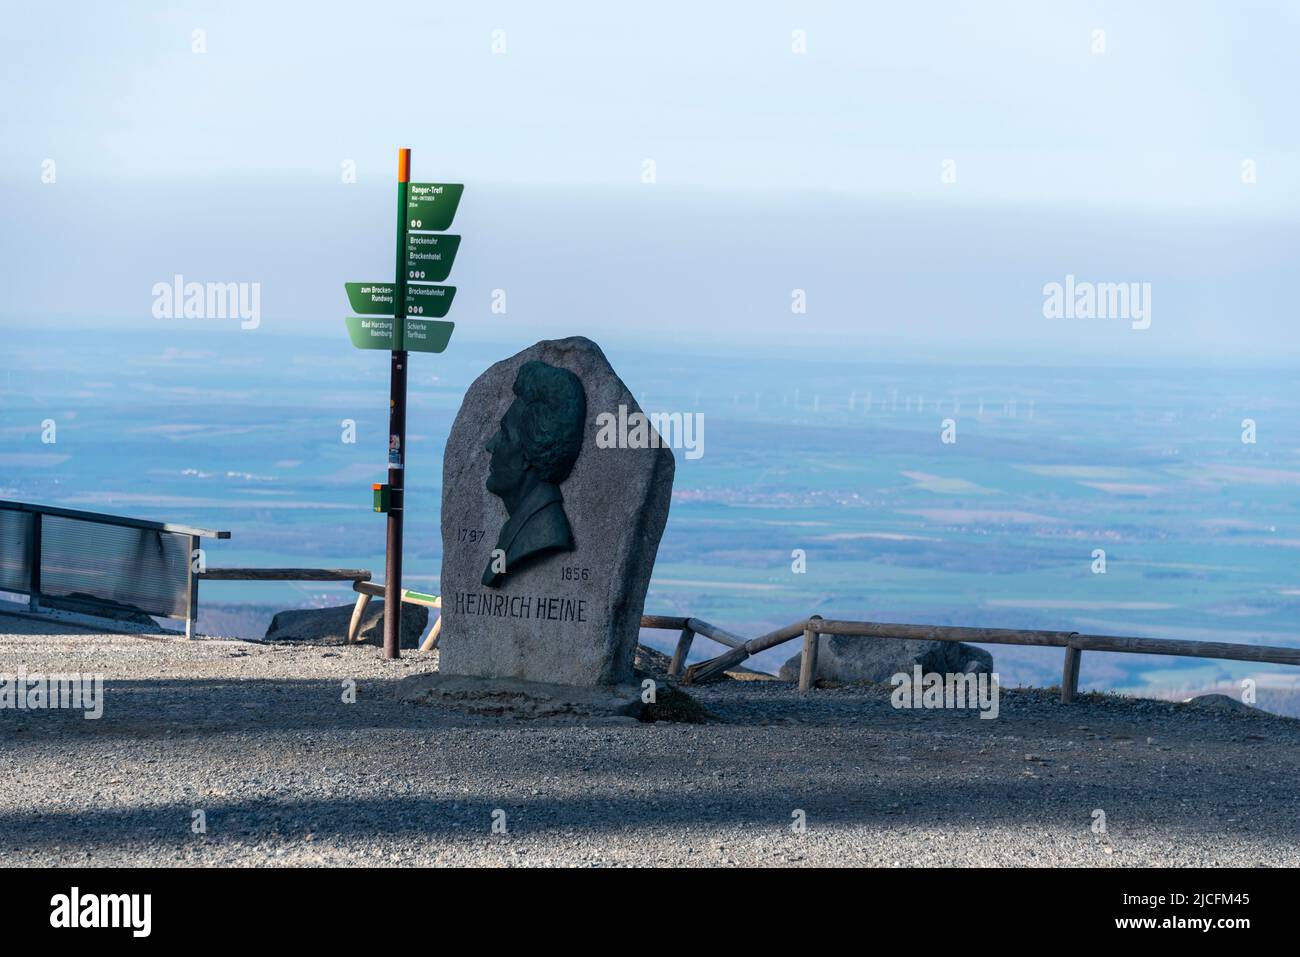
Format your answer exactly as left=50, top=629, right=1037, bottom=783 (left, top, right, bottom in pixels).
left=3, top=611, right=1299, bottom=867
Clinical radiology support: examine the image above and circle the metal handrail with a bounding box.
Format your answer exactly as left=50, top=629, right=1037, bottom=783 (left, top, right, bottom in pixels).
left=2, top=499, right=230, bottom=636
left=0, top=499, right=229, bottom=539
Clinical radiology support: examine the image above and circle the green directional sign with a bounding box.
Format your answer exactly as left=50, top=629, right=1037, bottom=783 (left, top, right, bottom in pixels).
left=345, top=282, right=398, bottom=315
left=405, top=283, right=456, bottom=318
left=345, top=315, right=396, bottom=350
left=406, top=234, right=461, bottom=282
left=402, top=318, right=455, bottom=353
left=346, top=316, right=453, bottom=352
left=406, top=183, right=464, bottom=231
left=345, top=282, right=457, bottom=319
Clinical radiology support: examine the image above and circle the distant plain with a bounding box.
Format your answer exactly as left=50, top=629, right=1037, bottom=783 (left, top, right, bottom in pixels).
left=4, top=328, right=1298, bottom=698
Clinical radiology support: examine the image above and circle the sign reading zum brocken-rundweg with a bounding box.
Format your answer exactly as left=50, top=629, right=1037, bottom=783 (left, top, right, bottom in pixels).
left=345, top=282, right=397, bottom=315
left=341, top=148, right=464, bottom=661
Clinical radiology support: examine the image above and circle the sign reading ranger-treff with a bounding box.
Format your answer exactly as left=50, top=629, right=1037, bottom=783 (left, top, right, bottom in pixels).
left=438, top=337, right=675, bottom=687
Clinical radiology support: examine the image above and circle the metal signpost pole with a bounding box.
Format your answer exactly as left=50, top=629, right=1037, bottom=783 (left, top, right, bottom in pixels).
left=383, top=147, right=411, bottom=659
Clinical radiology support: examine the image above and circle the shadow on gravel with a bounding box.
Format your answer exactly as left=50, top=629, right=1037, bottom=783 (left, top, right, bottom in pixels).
left=4, top=677, right=1300, bottom=743
left=2, top=777, right=1297, bottom=853
left=5, top=677, right=1300, bottom=854
left=0, top=678, right=431, bottom=739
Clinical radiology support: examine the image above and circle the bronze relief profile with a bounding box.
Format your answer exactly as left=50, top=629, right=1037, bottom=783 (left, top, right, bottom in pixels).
left=481, top=360, right=586, bottom=587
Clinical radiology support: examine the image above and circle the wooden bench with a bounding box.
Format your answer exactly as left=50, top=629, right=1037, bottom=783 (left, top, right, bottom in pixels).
left=348, top=580, right=443, bottom=650
left=199, top=567, right=372, bottom=640
left=199, top=568, right=442, bottom=649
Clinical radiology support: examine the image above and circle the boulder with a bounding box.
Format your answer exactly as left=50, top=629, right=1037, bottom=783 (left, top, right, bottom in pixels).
left=41, top=593, right=167, bottom=633
left=778, top=635, right=993, bottom=684
left=437, top=337, right=675, bottom=686
left=634, top=643, right=675, bottom=678
left=264, top=600, right=428, bottom=648
left=1180, top=692, right=1262, bottom=714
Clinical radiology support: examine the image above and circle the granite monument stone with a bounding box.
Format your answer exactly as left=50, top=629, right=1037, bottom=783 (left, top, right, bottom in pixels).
left=438, top=337, right=674, bottom=686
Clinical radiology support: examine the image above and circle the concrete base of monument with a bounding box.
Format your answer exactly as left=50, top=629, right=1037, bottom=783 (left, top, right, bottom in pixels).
left=395, top=673, right=645, bottom=722
left=394, top=672, right=714, bottom=723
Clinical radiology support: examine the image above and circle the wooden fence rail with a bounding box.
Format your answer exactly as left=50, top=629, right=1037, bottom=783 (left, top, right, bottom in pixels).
left=637, top=613, right=1300, bottom=703
left=198, top=568, right=370, bottom=582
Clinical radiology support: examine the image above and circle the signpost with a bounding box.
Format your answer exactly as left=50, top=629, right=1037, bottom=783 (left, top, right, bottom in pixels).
left=344, top=148, right=464, bottom=658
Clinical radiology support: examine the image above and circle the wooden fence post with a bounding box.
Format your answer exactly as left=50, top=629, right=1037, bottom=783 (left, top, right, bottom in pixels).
left=799, top=615, right=823, bottom=693
left=418, top=612, right=443, bottom=652
left=669, top=624, right=695, bottom=678
left=347, top=591, right=373, bottom=643
left=1060, top=643, right=1082, bottom=704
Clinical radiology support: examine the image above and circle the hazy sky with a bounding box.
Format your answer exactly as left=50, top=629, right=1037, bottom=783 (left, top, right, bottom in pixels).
left=2, top=1, right=1297, bottom=362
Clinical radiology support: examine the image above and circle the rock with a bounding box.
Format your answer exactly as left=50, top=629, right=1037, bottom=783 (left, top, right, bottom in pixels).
left=40, top=593, right=167, bottom=633
left=725, top=666, right=776, bottom=681
left=633, top=643, right=757, bottom=681
left=438, top=337, right=675, bottom=686
left=634, top=644, right=675, bottom=678
left=778, top=635, right=994, bottom=684
left=264, top=600, right=428, bottom=648
left=1181, top=693, right=1262, bottom=714
left=640, top=683, right=714, bottom=723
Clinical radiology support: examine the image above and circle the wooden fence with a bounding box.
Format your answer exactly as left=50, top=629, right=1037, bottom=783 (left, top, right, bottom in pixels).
left=638, top=614, right=1300, bottom=703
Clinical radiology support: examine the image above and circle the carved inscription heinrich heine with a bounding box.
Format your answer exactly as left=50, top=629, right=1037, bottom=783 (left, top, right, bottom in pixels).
left=451, top=591, right=589, bottom=623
